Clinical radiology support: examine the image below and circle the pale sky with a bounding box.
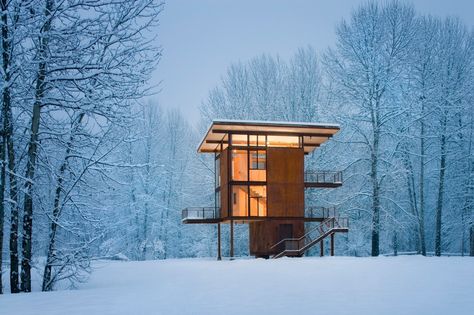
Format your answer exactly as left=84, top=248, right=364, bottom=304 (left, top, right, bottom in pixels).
left=151, top=0, right=474, bottom=125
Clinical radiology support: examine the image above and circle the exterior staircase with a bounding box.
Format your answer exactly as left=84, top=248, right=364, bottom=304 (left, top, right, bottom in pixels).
left=271, top=216, right=349, bottom=259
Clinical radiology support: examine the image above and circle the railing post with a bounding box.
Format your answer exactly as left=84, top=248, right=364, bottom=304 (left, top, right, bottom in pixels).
left=230, top=220, right=234, bottom=259
left=330, top=233, right=335, bottom=256
left=217, top=223, right=222, bottom=261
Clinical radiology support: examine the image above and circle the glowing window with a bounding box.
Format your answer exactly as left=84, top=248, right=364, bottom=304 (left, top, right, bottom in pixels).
left=232, top=134, right=247, bottom=146
left=249, top=150, right=266, bottom=181
left=231, top=150, right=248, bottom=181
left=249, top=135, right=266, bottom=147
left=250, top=186, right=267, bottom=216
left=266, top=135, right=300, bottom=148
left=232, top=185, right=248, bottom=216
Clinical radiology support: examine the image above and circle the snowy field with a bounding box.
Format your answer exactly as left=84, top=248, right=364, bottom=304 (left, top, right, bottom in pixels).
left=1, top=256, right=473, bottom=315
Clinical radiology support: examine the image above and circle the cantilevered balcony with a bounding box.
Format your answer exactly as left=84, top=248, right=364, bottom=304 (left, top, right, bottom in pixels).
left=182, top=207, right=221, bottom=224
left=304, top=170, right=342, bottom=188
left=304, top=206, right=338, bottom=221
left=183, top=206, right=340, bottom=223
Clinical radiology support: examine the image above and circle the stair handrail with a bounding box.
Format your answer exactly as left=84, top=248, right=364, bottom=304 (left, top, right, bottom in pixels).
left=270, top=217, right=335, bottom=250
left=305, top=206, right=337, bottom=218
left=272, top=216, right=349, bottom=258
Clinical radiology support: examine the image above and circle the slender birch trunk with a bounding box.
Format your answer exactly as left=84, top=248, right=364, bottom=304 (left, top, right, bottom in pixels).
left=435, top=116, right=447, bottom=256
left=0, top=129, right=5, bottom=294
left=371, top=95, right=381, bottom=257
left=1, top=0, right=20, bottom=293
left=21, top=0, right=54, bottom=292
left=0, top=137, right=5, bottom=294
left=0, top=0, right=8, bottom=294
left=42, top=113, right=84, bottom=291
left=419, top=98, right=427, bottom=255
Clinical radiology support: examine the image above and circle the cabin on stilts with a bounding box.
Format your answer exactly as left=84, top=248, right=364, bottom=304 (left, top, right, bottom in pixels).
left=182, top=120, right=348, bottom=259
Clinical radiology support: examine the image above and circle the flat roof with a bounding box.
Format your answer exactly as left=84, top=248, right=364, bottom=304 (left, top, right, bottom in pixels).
left=198, top=119, right=340, bottom=153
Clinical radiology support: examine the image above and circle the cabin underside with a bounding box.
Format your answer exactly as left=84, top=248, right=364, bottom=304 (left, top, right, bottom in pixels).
left=183, top=217, right=348, bottom=259
left=249, top=220, right=305, bottom=257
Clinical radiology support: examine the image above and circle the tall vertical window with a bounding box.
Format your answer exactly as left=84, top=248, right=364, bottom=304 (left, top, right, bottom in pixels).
left=215, top=154, right=220, bottom=188
left=232, top=185, right=248, bottom=216
left=216, top=191, right=221, bottom=211
left=231, top=149, right=248, bottom=181
left=249, top=150, right=266, bottom=181
left=250, top=185, right=267, bottom=216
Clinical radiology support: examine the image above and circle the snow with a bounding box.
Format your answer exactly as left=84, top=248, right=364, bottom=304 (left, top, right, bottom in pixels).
left=1, top=256, right=473, bottom=315
left=212, top=119, right=341, bottom=128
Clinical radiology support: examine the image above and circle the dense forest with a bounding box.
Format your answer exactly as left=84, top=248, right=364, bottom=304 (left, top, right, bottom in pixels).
left=0, top=0, right=473, bottom=294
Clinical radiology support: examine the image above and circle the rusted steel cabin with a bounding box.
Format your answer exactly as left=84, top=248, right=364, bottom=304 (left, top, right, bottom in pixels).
left=182, top=120, right=348, bottom=259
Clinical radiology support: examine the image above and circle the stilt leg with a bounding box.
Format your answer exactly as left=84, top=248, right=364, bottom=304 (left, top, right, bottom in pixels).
left=230, top=220, right=234, bottom=259
left=217, top=223, right=222, bottom=260
left=320, top=239, right=324, bottom=257
left=330, top=233, right=335, bottom=256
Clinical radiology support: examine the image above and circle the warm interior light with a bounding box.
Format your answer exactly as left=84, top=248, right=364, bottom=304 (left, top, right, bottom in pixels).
left=231, top=150, right=248, bottom=181
left=232, top=185, right=248, bottom=216
left=267, top=135, right=300, bottom=147
left=250, top=185, right=267, bottom=216
left=232, top=134, right=247, bottom=146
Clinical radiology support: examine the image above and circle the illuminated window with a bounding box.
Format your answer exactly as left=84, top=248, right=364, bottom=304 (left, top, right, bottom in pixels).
left=249, top=135, right=266, bottom=147
left=232, top=134, right=247, bottom=146
left=249, top=150, right=266, bottom=181
left=231, top=150, right=248, bottom=181
left=250, top=185, right=267, bottom=216
left=215, top=155, right=220, bottom=188
left=216, top=191, right=220, bottom=209
left=266, top=135, right=300, bottom=148
left=232, top=185, right=248, bottom=216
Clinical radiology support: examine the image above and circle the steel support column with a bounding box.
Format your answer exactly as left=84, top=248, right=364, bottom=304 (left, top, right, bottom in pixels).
left=217, top=223, right=222, bottom=260
left=330, top=233, right=334, bottom=256
left=230, top=220, right=234, bottom=258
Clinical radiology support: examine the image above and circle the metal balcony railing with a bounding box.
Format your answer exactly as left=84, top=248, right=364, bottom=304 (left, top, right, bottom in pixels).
left=182, top=207, right=220, bottom=222
left=305, top=206, right=337, bottom=219
left=304, top=170, right=343, bottom=187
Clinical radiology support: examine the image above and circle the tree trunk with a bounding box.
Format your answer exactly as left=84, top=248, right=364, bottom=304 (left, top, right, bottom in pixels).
left=419, top=100, right=426, bottom=256
left=6, top=114, right=19, bottom=294
left=435, top=120, right=447, bottom=257
left=0, top=2, right=5, bottom=295
left=393, top=232, right=398, bottom=256
left=21, top=0, right=54, bottom=293
left=371, top=98, right=380, bottom=257
left=0, top=130, right=5, bottom=294
left=42, top=113, right=83, bottom=291
left=403, top=149, right=420, bottom=253
left=470, top=225, right=474, bottom=257
left=1, top=0, right=20, bottom=293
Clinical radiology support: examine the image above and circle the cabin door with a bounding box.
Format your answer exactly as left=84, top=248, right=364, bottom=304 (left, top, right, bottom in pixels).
left=278, top=224, right=293, bottom=252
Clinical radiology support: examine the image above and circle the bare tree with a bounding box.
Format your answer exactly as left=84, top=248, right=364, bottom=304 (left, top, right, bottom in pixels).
left=323, top=1, right=416, bottom=256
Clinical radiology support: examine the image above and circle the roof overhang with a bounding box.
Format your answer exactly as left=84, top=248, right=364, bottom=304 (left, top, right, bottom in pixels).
left=197, top=119, right=340, bottom=154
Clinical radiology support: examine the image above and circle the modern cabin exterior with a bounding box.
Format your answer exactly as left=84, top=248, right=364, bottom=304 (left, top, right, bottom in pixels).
left=182, top=120, right=348, bottom=259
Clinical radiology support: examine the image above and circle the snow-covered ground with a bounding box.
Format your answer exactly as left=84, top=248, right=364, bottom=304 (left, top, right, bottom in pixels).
left=1, top=256, right=473, bottom=315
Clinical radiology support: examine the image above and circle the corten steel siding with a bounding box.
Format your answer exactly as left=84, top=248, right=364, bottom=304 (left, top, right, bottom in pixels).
left=266, top=147, right=304, bottom=217
left=249, top=220, right=304, bottom=256
left=220, top=148, right=229, bottom=218
left=249, top=147, right=305, bottom=256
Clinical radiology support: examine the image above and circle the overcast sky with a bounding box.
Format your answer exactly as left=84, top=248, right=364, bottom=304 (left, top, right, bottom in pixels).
left=151, top=0, right=474, bottom=125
